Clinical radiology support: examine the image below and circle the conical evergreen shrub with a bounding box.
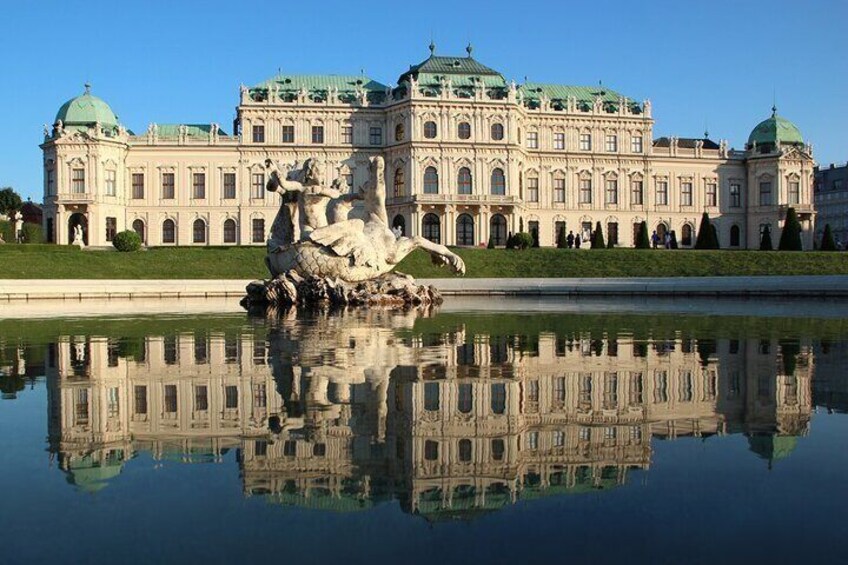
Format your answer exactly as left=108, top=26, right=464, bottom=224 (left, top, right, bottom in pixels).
left=778, top=207, right=803, bottom=251
left=695, top=212, right=717, bottom=249
left=820, top=224, right=837, bottom=251
left=591, top=221, right=605, bottom=249
left=635, top=221, right=650, bottom=249
left=760, top=225, right=773, bottom=251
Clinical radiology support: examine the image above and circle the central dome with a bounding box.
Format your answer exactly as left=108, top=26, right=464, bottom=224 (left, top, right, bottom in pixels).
left=747, top=109, right=803, bottom=148
left=54, top=84, right=119, bottom=127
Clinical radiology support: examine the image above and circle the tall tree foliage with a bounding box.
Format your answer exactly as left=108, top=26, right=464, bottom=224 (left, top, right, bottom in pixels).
left=820, top=224, right=837, bottom=251
left=778, top=207, right=803, bottom=251
left=760, top=225, right=773, bottom=251
left=0, top=187, right=22, bottom=216
left=591, top=221, right=605, bottom=249
left=635, top=221, right=650, bottom=249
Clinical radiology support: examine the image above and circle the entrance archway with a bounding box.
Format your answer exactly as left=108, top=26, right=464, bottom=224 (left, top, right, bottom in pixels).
left=656, top=222, right=668, bottom=242
left=68, top=213, right=88, bottom=245
left=392, top=214, right=406, bottom=236
left=489, top=214, right=507, bottom=246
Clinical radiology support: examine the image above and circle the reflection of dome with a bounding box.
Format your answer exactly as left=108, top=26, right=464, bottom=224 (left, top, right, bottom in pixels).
left=748, top=434, right=798, bottom=464
left=65, top=453, right=125, bottom=493
left=54, top=84, right=119, bottom=128
left=747, top=109, right=803, bottom=148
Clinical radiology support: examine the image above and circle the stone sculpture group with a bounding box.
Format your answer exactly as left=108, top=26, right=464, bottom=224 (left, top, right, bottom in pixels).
left=243, top=156, right=465, bottom=309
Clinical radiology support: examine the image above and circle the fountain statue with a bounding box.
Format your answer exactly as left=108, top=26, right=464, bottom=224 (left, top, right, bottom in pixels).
left=242, top=156, right=465, bottom=309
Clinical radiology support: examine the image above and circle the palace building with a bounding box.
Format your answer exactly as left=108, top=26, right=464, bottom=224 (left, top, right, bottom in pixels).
left=41, top=44, right=817, bottom=249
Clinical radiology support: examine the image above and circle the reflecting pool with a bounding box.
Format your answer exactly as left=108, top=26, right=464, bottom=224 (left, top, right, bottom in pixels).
left=1, top=299, right=847, bottom=564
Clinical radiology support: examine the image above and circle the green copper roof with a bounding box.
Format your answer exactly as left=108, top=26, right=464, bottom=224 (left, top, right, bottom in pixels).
left=520, top=82, right=640, bottom=112
left=251, top=74, right=388, bottom=104
left=399, top=49, right=508, bottom=97
left=156, top=124, right=229, bottom=138
left=747, top=110, right=804, bottom=147
left=748, top=434, right=799, bottom=463
left=55, top=85, right=119, bottom=127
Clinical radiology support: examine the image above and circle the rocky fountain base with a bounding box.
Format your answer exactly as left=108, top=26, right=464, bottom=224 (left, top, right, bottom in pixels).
left=241, top=271, right=442, bottom=310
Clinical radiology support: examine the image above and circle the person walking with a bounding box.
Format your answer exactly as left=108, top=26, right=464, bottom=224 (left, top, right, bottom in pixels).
left=575, top=234, right=581, bottom=249
left=651, top=230, right=659, bottom=249
left=566, top=230, right=575, bottom=249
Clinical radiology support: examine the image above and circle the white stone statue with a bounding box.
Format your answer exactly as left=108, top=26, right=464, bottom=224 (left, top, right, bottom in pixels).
left=265, top=155, right=464, bottom=283
left=72, top=224, right=85, bottom=248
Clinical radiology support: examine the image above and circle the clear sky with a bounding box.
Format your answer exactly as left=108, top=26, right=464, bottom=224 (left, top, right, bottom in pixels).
left=2, top=0, right=846, bottom=201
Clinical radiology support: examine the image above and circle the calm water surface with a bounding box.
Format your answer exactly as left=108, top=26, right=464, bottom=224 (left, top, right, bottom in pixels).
left=1, top=300, right=847, bottom=564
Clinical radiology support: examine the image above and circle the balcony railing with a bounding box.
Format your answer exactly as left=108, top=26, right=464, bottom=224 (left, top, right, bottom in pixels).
left=390, top=193, right=520, bottom=206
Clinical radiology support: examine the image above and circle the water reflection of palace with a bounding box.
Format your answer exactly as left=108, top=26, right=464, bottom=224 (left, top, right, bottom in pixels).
left=42, top=311, right=816, bottom=517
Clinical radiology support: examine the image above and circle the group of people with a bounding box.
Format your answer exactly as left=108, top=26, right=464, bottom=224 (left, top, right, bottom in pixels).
left=562, top=231, right=583, bottom=249
left=651, top=230, right=679, bottom=249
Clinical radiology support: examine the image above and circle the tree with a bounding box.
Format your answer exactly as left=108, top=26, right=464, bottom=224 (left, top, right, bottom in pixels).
left=113, top=230, right=142, bottom=252
left=760, top=225, right=773, bottom=251
left=778, top=207, right=803, bottom=251
left=21, top=223, right=43, bottom=244
left=820, top=224, right=837, bottom=251
left=0, top=187, right=22, bottom=217
left=486, top=237, right=495, bottom=249
left=591, top=221, right=605, bottom=249
left=695, top=212, right=719, bottom=249
left=635, top=221, right=650, bottom=249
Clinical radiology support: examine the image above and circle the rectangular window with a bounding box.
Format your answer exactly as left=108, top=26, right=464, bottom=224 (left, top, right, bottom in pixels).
left=730, top=182, right=742, bottom=207
left=788, top=181, right=800, bottom=204
left=605, top=179, right=618, bottom=205
left=162, top=172, right=175, bottom=199
left=134, top=385, right=148, bottom=415
left=491, top=383, right=506, bottom=414
left=369, top=126, right=382, bottom=146
left=527, top=131, right=538, bottom=149
left=281, top=125, right=294, bottom=143
left=629, top=372, right=643, bottom=404
left=105, top=170, right=116, bottom=196
left=192, top=172, right=206, bottom=199
left=342, top=124, right=353, bottom=144
left=164, top=336, right=178, bottom=364
left=605, top=134, right=618, bottom=152
left=132, top=173, right=144, bottom=199
left=252, top=124, right=265, bottom=143
left=254, top=384, right=267, bottom=408
left=527, top=177, right=539, bottom=202
left=656, top=180, right=668, bottom=205
left=553, top=178, right=565, bottom=203
left=554, top=377, right=566, bottom=404
left=528, top=380, right=540, bottom=402
left=105, top=217, right=117, bottom=242
left=107, top=387, right=120, bottom=418
left=72, top=168, right=85, bottom=193
left=579, top=179, right=592, bottom=204
left=554, top=132, right=565, bottom=150
left=607, top=222, right=618, bottom=246
left=252, top=218, right=265, bottom=243
left=195, top=386, right=208, bottom=411
left=759, top=181, right=773, bottom=206
left=225, top=385, right=238, bottom=409
left=579, top=133, right=592, bottom=151
left=706, top=182, right=717, bottom=207
left=46, top=169, right=55, bottom=195
left=311, top=125, right=324, bottom=144
left=681, top=181, right=693, bottom=206
left=424, top=382, right=440, bottom=411
left=251, top=173, right=264, bottom=199
left=631, top=135, right=643, bottom=153
left=223, top=172, right=236, bottom=199
left=631, top=180, right=643, bottom=205
left=164, top=385, right=177, bottom=413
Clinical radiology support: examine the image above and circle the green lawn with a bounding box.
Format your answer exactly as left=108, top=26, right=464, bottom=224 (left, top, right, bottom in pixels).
left=0, top=244, right=846, bottom=279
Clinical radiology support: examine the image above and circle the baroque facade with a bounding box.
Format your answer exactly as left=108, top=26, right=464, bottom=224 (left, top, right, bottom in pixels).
left=41, top=45, right=816, bottom=249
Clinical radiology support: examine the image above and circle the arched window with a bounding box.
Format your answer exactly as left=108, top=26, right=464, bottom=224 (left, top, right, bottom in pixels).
left=730, top=225, right=741, bottom=247
left=457, top=214, right=474, bottom=246
left=490, top=214, right=507, bottom=246
left=681, top=224, right=694, bottom=247
left=458, top=122, right=471, bottom=140
left=656, top=223, right=668, bottom=242
left=393, top=167, right=405, bottom=198
left=162, top=219, right=176, bottom=244
left=395, top=123, right=404, bottom=142
left=193, top=218, right=206, bottom=244
left=491, top=168, right=505, bottom=195
left=424, top=167, right=439, bottom=194
left=491, top=123, right=504, bottom=141
left=423, top=213, right=441, bottom=244
left=392, top=214, right=406, bottom=236
left=458, top=167, right=472, bottom=195
left=131, top=219, right=145, bottom=244
left=423, top=121, right=437, bottom=139
left=223, top=219, right=237, bottom=244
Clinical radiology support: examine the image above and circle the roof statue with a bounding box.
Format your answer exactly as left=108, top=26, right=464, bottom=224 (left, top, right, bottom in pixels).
left=243, top=156, right=465, bottom=310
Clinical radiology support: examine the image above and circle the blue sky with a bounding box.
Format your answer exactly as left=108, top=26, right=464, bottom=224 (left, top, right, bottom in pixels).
left=2, top=0, right=846, bottom=201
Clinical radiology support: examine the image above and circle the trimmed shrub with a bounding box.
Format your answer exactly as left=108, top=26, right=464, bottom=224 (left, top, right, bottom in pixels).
left=778, top=207, right=803, bottom=251
left=21, top=222, right=43, bottom=244
left=760, top=225, right=773, bottom=251
left=820, top=224, right=837, bottom=251
left=0, top=220, right=13, bottom=243
left=511, top=232, right=534, bottom=250
left=486, top=238, right=495, bottom=249
left=635, top=221, right=650, bottom=249
left=591, top=222, right=605, bottom=249
left=556, top=227, right=566, bottom=248
left=113, top=230, right=142, bottom=252
left=505, top=231, right=515, bottom=250
left=695, top=212, right=719, bottom=249
left=670, top=230, right=679, bottom=249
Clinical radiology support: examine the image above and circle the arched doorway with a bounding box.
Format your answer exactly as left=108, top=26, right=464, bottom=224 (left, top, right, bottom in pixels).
left=656, top=222, right=668, bottom=243
left=162, top=219, right=176, bottom=244
left=392, top=214, right=406, bottom=236
left=223, top=219, right=237, bottom=244
left=457, top=214, right=474, bottom=246
left=730, top=225, right=740, bottom=247
left=422, top=213, right=440, bottom=244
left=193, top=219, right=207, bottom=244
left=489, top=214, right=507, bottom=246
left=132, top=219, right=145, bottom=244
left=67, top=213, right=87, bottom=245
left=681, top=224, right=694, bottom=247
